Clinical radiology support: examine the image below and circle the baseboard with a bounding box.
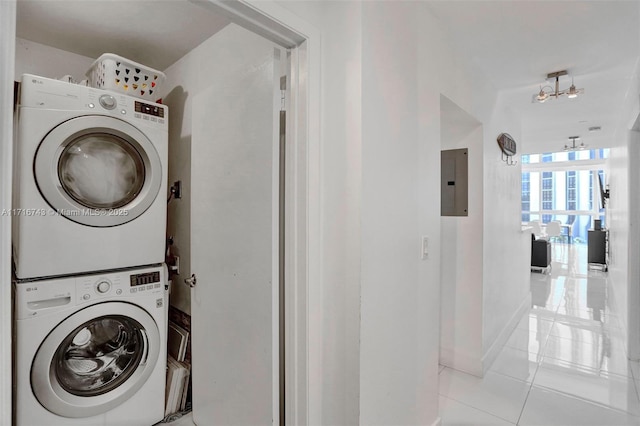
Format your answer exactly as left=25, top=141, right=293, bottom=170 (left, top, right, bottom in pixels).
left=482, top=292, right=532, bottom=374
left=430, top=416, right=442, bottom=426
left=440, top=347, right=483, bottom=377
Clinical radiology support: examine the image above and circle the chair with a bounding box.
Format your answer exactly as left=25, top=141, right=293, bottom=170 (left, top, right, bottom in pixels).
left=564, top=221, right=575, bottom=244
left=545, top=221, right=562, bottom=243
left=529, top=221, right=546, bottom=239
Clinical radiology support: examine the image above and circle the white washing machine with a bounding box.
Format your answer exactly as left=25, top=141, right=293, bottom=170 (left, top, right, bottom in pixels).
left=14, top=265, right=168, bottom=426
left=13, top=74, right=168, bottom=279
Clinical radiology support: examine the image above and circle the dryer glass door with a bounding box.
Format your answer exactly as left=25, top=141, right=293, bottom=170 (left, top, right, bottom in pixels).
left=58, top=134, right=146, bottom=210
left=54, top=315, right=144, bottom=396
left=34, top=115, right=163, bottom=227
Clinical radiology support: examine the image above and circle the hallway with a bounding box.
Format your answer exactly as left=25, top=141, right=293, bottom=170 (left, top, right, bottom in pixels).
left=439, top=243, right=640, bottom=425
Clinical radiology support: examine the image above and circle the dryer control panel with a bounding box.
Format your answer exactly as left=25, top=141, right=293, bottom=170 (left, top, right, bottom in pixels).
left=133, top=100, right=166, bottom=125
left=19, top=73, right=168, bottom=129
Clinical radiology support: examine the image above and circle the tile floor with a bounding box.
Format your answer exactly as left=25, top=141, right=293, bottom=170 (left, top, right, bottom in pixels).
left=439, top=243, right=640, bottom=425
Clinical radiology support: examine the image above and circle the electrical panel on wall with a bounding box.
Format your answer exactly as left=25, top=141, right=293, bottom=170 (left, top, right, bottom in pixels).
left=441, top=148, right=468, bottom=216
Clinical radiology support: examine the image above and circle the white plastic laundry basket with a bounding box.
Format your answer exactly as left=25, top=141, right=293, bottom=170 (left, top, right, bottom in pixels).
left=86, top=53, right=165, bottom=101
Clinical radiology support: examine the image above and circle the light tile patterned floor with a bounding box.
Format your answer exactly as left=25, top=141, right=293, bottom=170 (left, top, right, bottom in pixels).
left=439, top=243, right=640, bottom=425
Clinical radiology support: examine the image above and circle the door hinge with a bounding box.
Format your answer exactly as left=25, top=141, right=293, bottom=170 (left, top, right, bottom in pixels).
left=184, top=274, right=197, bottom=288
left=280, top=75, right=286, bottom=111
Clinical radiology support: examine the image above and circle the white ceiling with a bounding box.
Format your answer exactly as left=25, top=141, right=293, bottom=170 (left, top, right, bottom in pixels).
left=16, top=0, right=231, bottom=71
left=426, top=1, right=640, bottom=154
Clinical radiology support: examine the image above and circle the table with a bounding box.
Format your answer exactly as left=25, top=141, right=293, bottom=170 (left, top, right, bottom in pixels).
left=523, top=222, right=574, bottom=243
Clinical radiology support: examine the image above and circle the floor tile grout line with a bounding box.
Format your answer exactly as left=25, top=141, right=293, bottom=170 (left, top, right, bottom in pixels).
left=520, top=262, right=617, bottom=424
left=439, top=366, right=532, bottom=424
left=536, top=352, right=638, bottom=380
left=629, top=371, right=640, bottom=405
left=515, top=378, right=535, bottom=425
left=438, top=392, right=518, bottom=425
left=515, top=338, right=545, bottom=426
left=487, top=368, right=536, bottom=386
left=527, top=382, right=640, bottom=419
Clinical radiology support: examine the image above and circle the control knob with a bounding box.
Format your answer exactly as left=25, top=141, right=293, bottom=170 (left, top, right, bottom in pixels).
left=96, top=280, right=111, bottom=294
left=99, top=94, right=117, bottom=110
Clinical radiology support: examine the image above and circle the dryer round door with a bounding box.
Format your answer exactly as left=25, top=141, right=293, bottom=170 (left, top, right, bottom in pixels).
left=31, top=302, right=160, bottom=418
left=34, top=115, right=162, bottom=227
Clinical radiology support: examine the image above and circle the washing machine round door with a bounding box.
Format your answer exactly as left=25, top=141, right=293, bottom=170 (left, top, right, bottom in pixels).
left=31, top=302, right=160, bottom=418
left=34, top=115, right=162, bottom=227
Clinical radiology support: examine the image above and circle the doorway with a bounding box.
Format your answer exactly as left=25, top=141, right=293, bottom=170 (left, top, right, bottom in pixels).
left=439, top=94, right=484, bottom=375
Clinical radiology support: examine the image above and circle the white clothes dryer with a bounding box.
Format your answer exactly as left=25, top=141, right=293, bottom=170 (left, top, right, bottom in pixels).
left=13, top=74, right=168, bottom=279
left=14, top=265, right=167, bottom=426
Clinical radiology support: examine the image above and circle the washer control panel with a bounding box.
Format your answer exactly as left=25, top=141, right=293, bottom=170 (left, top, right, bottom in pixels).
left=78, top=274, right=124, bottom=303
left=76, top=267, right=163, bottom=303
left=14, top=266, right=166, bottom=319
left=129, top=270, right=162, bottom=294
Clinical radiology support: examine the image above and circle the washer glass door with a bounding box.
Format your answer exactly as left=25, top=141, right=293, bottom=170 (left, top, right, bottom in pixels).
left=31, top=302, right=160, bottom=418
left=54, top=315, right=144, bottom=396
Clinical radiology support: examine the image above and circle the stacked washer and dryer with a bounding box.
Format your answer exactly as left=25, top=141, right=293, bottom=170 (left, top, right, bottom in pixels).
left=13, top=66, right=169, bottom=425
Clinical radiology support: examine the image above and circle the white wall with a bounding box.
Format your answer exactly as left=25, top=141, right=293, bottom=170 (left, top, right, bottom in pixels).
left=628, top=129, right=640, bottom=360
left=430, top=11, right=528, bottom=376
left=438, top=86, right=528, bottom=377
left=439, top=98, right=484, bottom=375
left=14, top=38, right=93, bottom=82
left=608, top=139, right=630, bottom=349
left=608, top=56, right=640, bottom=360
left=415, top=13, right=447, bottom=424
left=609, top=127, right=640, bottom=361
left=480, top=93, right=530, bottom=371
left=313, top=3, right=363, bottom=424
left=359, top=2, right=439, bottom=423
left=278, top=1, right=528, bottom=423
left=625, top=60, right=640, bottom=361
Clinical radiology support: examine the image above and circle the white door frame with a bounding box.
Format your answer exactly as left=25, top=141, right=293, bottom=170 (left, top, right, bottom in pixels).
left=0, top=1, right=16, bottom=424
left=0, top=1, right=320, bottom=424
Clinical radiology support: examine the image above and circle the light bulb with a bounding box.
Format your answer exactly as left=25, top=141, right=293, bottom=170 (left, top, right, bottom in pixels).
left=537, top=88, right=548, bottom=103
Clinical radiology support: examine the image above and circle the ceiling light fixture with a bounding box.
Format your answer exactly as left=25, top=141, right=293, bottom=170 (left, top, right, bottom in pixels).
left=564, top=136, right=587, bottom=151
left=534, top=70, right=584, bottom=103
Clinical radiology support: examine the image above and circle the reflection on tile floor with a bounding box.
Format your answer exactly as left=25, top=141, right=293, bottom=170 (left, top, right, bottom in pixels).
left=439, top=243, right=640, bottom=425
